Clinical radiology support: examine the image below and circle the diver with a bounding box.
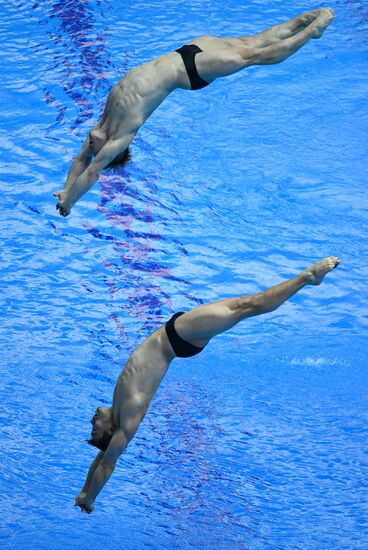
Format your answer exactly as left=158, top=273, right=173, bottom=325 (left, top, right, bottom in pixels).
left=75, top=256, right=340, bottom=513
left=55, top=8, right=334, bottom=217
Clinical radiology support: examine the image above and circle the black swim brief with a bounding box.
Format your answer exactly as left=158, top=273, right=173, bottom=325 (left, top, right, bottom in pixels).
left=175, top=44, right=209, bottom=91
left=165, top=312, right=205, bottom=358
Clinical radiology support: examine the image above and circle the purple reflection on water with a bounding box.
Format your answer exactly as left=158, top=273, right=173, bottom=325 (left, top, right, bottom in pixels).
left=37, top=0, right=117, bottom=128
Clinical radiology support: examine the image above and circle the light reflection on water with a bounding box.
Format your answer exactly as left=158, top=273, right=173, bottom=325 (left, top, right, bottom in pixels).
left=0, top=0, right=367, bottom=548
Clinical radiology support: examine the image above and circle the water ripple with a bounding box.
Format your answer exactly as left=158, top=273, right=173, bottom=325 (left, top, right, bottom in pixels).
left=1, top=0, right=367, bottom=549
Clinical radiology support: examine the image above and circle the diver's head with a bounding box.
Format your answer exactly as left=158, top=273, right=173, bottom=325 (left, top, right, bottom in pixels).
left=87, top=406, right=115, bottom=452
left=105, top=147, right=131, bottom=170
left=88, top=128, right=132, bottom=170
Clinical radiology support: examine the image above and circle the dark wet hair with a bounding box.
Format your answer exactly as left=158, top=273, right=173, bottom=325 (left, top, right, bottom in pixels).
left=86, top=430, right=113, bottom=452
left=105, top=147, right=131, bottom=171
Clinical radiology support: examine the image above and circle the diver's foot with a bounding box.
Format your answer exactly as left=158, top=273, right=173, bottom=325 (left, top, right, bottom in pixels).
left=303, top=256, right=340, bottom=285
left=300, top=9, right=322, bottom=27
left=311, top=8, right=335, bottom=38
left=289, top=10, right=322, bottom=35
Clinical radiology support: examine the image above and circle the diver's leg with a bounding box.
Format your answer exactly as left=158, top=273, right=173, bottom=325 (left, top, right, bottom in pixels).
left=174, top=257, right=340, bottom=347
left=240, top=9, right=323, bottom=48
left=194, top=8, right=334, bottom=82
left=188, top=9, right=324, bottom=51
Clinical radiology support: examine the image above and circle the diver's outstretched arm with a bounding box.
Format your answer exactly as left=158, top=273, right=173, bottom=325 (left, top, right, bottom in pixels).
left=55, top=132, right=135, bottom=217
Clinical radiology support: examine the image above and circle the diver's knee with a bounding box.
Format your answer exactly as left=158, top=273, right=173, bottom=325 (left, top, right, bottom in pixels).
left=235, top=295, right=267, bottom=316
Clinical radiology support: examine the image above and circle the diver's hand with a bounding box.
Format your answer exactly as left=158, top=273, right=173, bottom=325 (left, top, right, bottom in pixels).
left=74, top=492, right=94, bottom=514
left=53, top=190, right=72, bottom=217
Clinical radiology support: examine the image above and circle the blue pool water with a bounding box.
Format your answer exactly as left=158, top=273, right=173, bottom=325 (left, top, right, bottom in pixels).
left=1, top=0, right=367, bottom=548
